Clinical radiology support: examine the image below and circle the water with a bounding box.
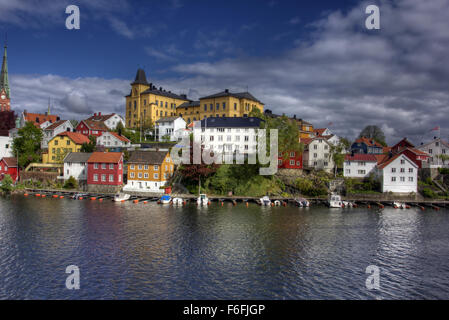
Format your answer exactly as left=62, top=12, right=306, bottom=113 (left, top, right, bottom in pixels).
left=1, top=195, right=449, bottom=299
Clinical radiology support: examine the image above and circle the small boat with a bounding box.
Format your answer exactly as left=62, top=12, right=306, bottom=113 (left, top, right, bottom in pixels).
left=114, top=193, right=130, bottom=202
left=160, top=195, right=172, bottom=204
left=342, top=201, right=356, bottom=208
left=197, top=194, right=209, bottom=206
left=393, top=201, right=406, bottom=209
left=295, top=197, right=310, bottom=207
left=274, top=200, right=281, bottom=206
left=172, top=197, right=183, bottom=206
left=72, top=193, right=88, bottom=200
left=260, top=196, right=271, bottom=206
left=328, top=193, right=342, bottom=208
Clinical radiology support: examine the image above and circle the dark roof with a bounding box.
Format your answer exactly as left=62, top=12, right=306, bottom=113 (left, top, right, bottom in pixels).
left=128, top=151, right=168, bottom=164
left=140, top=87, right=189, bottom=100
left=197, top=117, right=262, bottom=128
left=344, top=154, right=377, bottom=162
left=155, top=116, right=181, bottom=123
left=63, top=152, right=92, bottom=163
left=1, top=157, right=17, bottom=167
left=131, top=68, right=149, bottom=85
left=177, top=100, right=200, bottom=108
left=200, top=90, right=263, bottom=104
left=86, top=113, right=116, bottom=122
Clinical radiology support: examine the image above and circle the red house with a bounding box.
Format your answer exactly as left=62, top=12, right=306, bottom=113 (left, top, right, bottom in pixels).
left=76, top=120, right=108, bottom=137
left=87, top=152, right=123, bottom=192
left=0, top=157, right=19, bottom=181
left=390, top=138, right=430, bottom=168
left=278, top=151, right=303, bottom=169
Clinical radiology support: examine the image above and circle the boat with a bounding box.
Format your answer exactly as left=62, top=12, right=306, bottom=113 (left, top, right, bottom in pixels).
left=295, top=197, right=310, bottom=207
left=114, top=193, right=130, bottom=202
left=274, top=200, right=281, bottom=206
left=197, top=194, right=209, bottom=206
left=172, top=197, right=184, bottom=206
left=72, top=193, right=88, bottom=200
left=328, top=193, right=343, bottom=208
left=342, top=201, right=356, bottom=208
left=393, top=201, right=406, bottom=209
left=160, top=195, right=172, bottom=204
left=259, top=196, right=271, bottom=206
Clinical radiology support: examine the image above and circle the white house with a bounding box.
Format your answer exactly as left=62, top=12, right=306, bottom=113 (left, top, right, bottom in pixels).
left=376, top=153, right=418, bottom=193
left=192, top=117, right=262, bottom=162
left=85, top=113, right=125, bottom=130
left=303, top=137, right=334, bottom=172
left=0, top=135, right=13, bottom=159
left=314, top=128, right=341, bottom=146
left=417, top=138, right=449, bottom=168
left=41, top=120, right=74, bottom=148
left=97, top=131, right=131, bottom=148
left=343, top=154, right=377, bottom=178
left=63, top=152, right=92, bottom=182
left=155, top=116, right=187, bottom=142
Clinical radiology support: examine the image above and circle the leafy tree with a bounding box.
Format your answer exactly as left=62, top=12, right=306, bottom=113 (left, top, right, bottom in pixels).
left=64, top=176, right=78, bottom=189
left=0, top=174, right=14, bottom=193
left=81, top=135, right=96, bottom=152
left=358, top=125, right=386, bottom=146
left=330, top=141, right=347, bottom=176
left=12, top=121, right=43, bottom=168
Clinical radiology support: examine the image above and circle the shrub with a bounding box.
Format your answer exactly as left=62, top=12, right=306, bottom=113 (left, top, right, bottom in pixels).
left=0, top=175, right=14, bottom=193
left=422, top=187, right=435, bottom=198
left=439, top=168, right=449, bottom=175
left=64, top=176, right=78, bottom=189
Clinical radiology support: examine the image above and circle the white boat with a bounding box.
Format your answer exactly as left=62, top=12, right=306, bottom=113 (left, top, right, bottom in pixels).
left=295, top=197, right=310, bottom=207
left=172, top=197, right=183, bottom=206
left=274, top=200, right=281, bottom=206
left=71, top=193, right=87, bottom=200
left=197, top=194, right=209, bottom=206
left=114, top=193, right=130, bottom=202
left=342, top=201, right=356, bottom=208
left=260, top=196, right=271, bottom=206
left=328, top=194, right=342, bottom=208
left=160, top=195, right=172, bottom=204
left=393, top=201, right=406, bottom=209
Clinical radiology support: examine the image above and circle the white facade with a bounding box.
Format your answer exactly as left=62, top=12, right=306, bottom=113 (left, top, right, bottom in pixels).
left=193, top=124, right=258, bottom=161
left=417, top=138, right=449, bottom=168
left=42, top=120, right=74, bottom=148
left=97, top=132, right=131, bottom=148
left=155, top=117, right=187, bottom=142
left=124, top=179, right=167, bottom=192
left=343, top=160, right=377, bottom=178
left=377, top=154, right=418, bottom=193
left=64, top=161, right=88, bottom=181
left=303, top=138, right=334, bottom=172
left=103, top=114, right=125, bottom=130
left=0, top=135, right=13, bottom=159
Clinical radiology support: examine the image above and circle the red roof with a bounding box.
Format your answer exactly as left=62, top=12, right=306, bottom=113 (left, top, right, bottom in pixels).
left=344, top=154, right=377, bottom=162
left=355, top=137, right=383, bottom=148
left=44, top=120, right=69, bottom=131
left=88, top=152, right=123, bottom=163
left=1, top=157, right=17, bottom=167
left=86, top=113, right=115, bottom=122
left=314, top=128, right=327, bottom=136
left=57, top=131, right=91, bottom=144
left=377, top=153, right=417, bottom=170
left=80, top=120, right=108, bottom=131
left=108, top=131, right=130, bottom=143
left=24, top=112, right=59, bottom=127
left=301, top=138, right=313, bottom=145
left=391, top=138, right=414, bottom=151
left=402, top=147, right=430, bottom=157
left=374, top=154, right=389, bottom=164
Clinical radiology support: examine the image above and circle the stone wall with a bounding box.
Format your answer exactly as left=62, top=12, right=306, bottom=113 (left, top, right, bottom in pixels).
left=20, top=172, right=59, bottom=183
left=87, top=184, right=123, bottom=194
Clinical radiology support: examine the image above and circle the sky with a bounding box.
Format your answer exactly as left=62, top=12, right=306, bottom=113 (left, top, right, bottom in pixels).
left=0, top=0, right=448, bottom=145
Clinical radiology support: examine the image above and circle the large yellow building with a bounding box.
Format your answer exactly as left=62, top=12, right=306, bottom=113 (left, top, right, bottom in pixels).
left=125, top=69, right=264, bottom=128
left=43, top=132, right=90, bottom=164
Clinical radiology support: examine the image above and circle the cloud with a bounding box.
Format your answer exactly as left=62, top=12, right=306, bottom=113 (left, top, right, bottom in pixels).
left=107, top=16, right=135, bottom=39
left=288, top=17, right=301, bottom=25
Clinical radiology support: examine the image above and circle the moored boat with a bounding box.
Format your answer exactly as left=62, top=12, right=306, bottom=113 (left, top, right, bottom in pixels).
left=260, top=196, right=271, bottom=206
left=114, top=193, right=130, bottom=202
left=160, top=195, right=172, bottom=204
left=295, top=197, right=310, bottom=207
left=328, top=193, right=342, bottom=208
left=197, top=194, right=209, bottom=206
left=72, top=193, right=88, bottom=200
left=172, top=197, right=183, bottom=206
left=274, top=200, right=281, bottom=206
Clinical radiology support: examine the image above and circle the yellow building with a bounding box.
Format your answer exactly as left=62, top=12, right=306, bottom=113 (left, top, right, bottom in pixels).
left=125, top=69, right=264, bottom=127
left=296, top=119, right=314, bottom=140
left=43, top=132, right=90, bottom=164
left=124, top=150, right=174, bottom=192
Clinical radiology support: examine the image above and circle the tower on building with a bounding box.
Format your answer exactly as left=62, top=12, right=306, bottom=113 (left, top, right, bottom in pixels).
left=0, top=43, right=10, bottom=112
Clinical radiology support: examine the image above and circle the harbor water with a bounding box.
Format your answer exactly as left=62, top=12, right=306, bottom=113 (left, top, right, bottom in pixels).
left=1, top=195, right=449, bottom=299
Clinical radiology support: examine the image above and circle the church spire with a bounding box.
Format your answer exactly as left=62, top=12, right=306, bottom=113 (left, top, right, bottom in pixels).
left=0, top=43, right=9, bottom=99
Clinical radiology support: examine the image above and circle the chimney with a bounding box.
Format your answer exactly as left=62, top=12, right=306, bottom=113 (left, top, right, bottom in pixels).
left=293, top=115, right=296, bottom=119
left=94, top=113, right=97, bottom=116
left=225, top=89, right=229, bottom=93
left=98, top=112, right=101, bottom=116
left=159, top=87, right=162, bottom=91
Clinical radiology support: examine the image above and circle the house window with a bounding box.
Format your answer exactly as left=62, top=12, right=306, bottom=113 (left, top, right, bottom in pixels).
left=154, top=173, right=159, bottom=179
left=144, top=165, right=149, bottom=170
left=138, top=165, right=142, bottom=170
left=358, top=170, right=366, bottom=174
left=400, top=159, right=405, bottom=164
left=94, top=163, right=99, bottom=169
left=429, top=149, right=433, bottom=154
left=101, top=163, right=106, bottom=169
left=290, top=160, right=295, bottom=165
left=409, top=177, right=414, bottom=182
left=391, top=177, right=396, bottom=182
left=144, top=173, right=148, bottom=178
left=400, top=177, right=405, bottom=182
left=313, top=153, right=317, bottom=158
left=290, top=152, right=295, bottom=157
left=109, top=174, right=114, bottom=182
left=154, top=165, right=159, bottom=170
left=138, top=173, right=142, bottom=178
left=278, top=160, right=282, bottom=165
left=346, top=169, right=351, bottom=174
left=130, top=172, right=135, bottom=178
left=130, top=165, right=135, bottom=170
left=119, top=175, right=122, bottom=182
left=400, top=168, right=405, bottom=173
left=391, top=168, right=396, bottom=173
left=409, top=168, right=413, bottom=173
left=109, top=164, right=114, bottom=169
left=93, top=174, right=98, bottom=181
left=101, top=174, right=106, bottom=182
left=314, top=145, right=317, bottom=150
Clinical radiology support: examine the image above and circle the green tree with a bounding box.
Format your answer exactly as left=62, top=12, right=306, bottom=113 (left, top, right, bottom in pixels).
left=330, top=141, right=347, bottom=177
left=12, top=121, right=43, bottom=168
left=0, top=174, right=14, bottom=193
left=64, top=176, right=78, bottom=189
left=81, top=135, right=96, bottom=152
left=358, top=125, right=386, bottom=146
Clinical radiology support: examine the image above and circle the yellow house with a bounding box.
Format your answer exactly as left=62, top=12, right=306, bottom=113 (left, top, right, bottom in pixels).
left=125, top=69, right=189, bottom=129
left=124, top=150, right=174, bottom=192
left=125, top=69, right=264, bottom=127
left=43, top=132, right=90, bottom=164
left=176, top=89, right=264, bottom=123
left=296, top=119, right=314, bottom=140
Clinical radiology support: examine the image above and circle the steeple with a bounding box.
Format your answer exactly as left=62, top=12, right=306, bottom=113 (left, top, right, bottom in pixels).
left=0, top=43, right=9, bottom=99
left=47, top=97, right=51, bottom=115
